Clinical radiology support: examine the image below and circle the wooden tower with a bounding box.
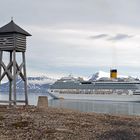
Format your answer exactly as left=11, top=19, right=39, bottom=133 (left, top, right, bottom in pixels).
left=0, top=20, right=31, bottom=105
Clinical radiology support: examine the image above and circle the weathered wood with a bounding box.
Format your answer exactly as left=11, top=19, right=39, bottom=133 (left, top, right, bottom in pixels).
left=0, top=51, right=28, bottom=105
left=15, top=34, right=26, bottom=51
left=0, top=20, right=30, bottom=105
left=0, top=61, right=13, bottom=81
left=13, top=50, right=16, bottom=105
left=9, top=52, right=12, bottom=105
left=0, top=100, right=28, bottom=103
left=16, top=62, right=25, bottom=81
left=0, top=51, right=2, bottom=84
left=0, top=34, right=26, bottom=52
left=16, top=100, right=28, bottom=103
left=0, top=48, right=14, bottom=51
left=0, top=35, right=14, bottom=48
left=23, top=52, right=28, bottom=105
left=0, top=100, right=14, bottom=103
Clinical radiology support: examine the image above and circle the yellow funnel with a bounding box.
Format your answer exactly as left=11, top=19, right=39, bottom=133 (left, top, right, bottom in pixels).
left=110, top=69, right=117, bottom=79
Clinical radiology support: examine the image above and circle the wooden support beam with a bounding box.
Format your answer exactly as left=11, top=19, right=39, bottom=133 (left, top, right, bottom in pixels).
left=0, top=61, right=13, bottom=81
left=16, top=100, right=27, bottom=103
left=16, top=62, right=25, bottom=81
left=0, top=100, right=14, bottom=103
left=0, top=51, right=28, bottom=105
left=0, top=100, right=26, bottom=104
left=23, top=52, right=28, bottom=105
left=9, top=52, right=12, bottom=105
left=0, top=51, right=2, bottom=84
left=13, top=50, right=16, bottom=105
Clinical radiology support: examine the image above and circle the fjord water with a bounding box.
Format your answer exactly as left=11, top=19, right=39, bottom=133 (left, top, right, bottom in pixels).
left=0, top=92, right=140, bottom=116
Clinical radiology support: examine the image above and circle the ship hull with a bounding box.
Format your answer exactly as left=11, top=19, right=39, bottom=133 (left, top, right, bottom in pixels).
left=48, top=91, right=140, bottom=102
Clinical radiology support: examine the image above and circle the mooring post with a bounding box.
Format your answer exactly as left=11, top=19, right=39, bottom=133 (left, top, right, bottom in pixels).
left=37, top=96, right=48, bottom=109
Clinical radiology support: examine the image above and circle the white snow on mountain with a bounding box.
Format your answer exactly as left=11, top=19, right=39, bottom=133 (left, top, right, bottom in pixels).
left=27, top=76, right=56, bottom=85
left=1, top=71, right=139, bottom=92
left=89, top=70, right=131, bottom=81
left=0, top=76, right=57, bottom=92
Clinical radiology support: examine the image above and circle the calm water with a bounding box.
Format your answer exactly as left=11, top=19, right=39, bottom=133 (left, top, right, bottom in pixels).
left=0, top=92, right=140, bottom=116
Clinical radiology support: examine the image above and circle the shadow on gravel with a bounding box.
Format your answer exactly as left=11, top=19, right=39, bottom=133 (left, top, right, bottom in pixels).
left=11, top=121, right=29, bottom=128
left=97, top=129, right=140, bottom=140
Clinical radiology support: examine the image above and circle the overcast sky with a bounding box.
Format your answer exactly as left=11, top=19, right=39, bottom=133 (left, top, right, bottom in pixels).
left=1, top=0, right=140, bottom=78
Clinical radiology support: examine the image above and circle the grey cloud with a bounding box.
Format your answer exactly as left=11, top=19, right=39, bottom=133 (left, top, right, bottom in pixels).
left=1, top=0, right=140, bottom=27
left=89, top=34, right=108, bottom=39
left=88, top=33, right=133, bottom=41
left=108, top=34, right=133, bottom=41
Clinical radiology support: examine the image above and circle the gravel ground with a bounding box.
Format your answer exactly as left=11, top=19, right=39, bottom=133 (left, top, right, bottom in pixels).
left=0, top=105, right=139, bottom=140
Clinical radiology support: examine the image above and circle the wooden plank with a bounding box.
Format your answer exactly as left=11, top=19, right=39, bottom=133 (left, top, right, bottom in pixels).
left=0, top=38, right=13, bottom=41
left=16, top=35, right=26, bottom=39
left=16, top=40, right=26, bottom=43
left=0, top=100, right=26, bottom=104
left=0, top=48, right=15, bottom=51
left=16, top=45, right=26, bottom=48
left=0, top=100, right=14, bottom=103
left=16, top=38, right=26, bottom=41
left=15, top=49, right=25, bottom=52
left=16, top=41, right=26, bottom=44
left=0, top=43, right=14, bottom=45
left=1, top=39, right=13, bottom=41
left=0, top=45, right=14, bottom=47
left=0, top=44, right=14, bottom=46
left=16, top=47, right=26, bottom=50
left=16, top=43, right=26, bottom=47
left=0, top=36, right=14, bottom=47
left=0, top=42, right=13, bottom=44
left=16, top=100, right=26, bottom=103
left=16, top=41, right=26, bottom=45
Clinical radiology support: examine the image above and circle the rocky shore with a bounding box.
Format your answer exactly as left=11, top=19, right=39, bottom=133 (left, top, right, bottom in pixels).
left=0, top=105, right=140, bottom=140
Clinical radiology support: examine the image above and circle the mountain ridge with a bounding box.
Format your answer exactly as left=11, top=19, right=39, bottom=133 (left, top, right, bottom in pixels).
left=0, top=76, right=56, bottom=93
left=0, top=71, right=139, bottom=92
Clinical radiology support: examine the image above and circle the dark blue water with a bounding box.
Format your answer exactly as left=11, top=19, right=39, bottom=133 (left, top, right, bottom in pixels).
left=0, top=92, right=140, bottom=116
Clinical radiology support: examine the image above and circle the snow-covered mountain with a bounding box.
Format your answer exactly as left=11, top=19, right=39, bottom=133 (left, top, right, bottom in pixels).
left=1, top=71, right=139, bottom=92
left=89, top=70, right=136, bottom=81
left=0, top=76, right=56, bottom=92
left=89, top=71, right=110, bottom=81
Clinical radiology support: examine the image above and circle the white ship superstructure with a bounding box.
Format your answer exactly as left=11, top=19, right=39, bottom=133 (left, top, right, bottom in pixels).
left=49, top=71, right=140, bottom=102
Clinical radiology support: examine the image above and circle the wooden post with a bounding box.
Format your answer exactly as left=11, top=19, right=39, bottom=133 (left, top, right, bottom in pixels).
left=23, top=52, right=28, bottom=105
left=13, top=50, right=16, bottom=105
left=9, top=52, right=12, bottom=105
left=0, top=51, right=2, bottom=86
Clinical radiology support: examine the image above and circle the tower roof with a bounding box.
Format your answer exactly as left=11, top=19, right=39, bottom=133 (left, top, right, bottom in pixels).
left=0, top=20, right=31, bottom=36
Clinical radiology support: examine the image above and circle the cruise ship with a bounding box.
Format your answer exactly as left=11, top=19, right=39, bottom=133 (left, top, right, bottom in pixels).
left=48, top=69, right=140, bottom=102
